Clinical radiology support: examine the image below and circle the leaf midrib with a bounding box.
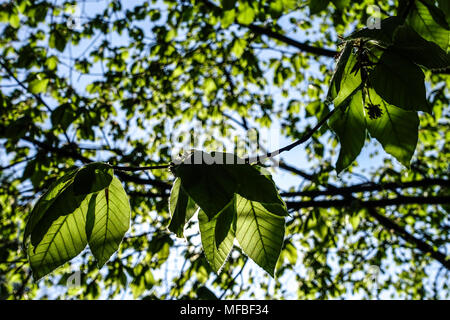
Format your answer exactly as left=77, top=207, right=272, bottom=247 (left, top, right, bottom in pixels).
left=249, top=201, right=268, bottom=266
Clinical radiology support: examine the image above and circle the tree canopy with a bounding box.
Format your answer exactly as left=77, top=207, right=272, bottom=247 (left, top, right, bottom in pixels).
left=0, top=0, right=449, bottom=299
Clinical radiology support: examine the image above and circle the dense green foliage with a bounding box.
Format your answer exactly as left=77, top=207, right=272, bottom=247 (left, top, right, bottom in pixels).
left=0, top=0, right=449, bottom=299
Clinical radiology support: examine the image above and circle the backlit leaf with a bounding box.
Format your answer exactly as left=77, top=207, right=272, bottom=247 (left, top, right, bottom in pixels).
left=174, top=151, right=238, bottom=220
left=365, top=89, right=419, bottom=167
left=407, top=0, right=450, bottom=52
left=329, top=90, right=366, bottom=173
left=369, top=49, right=430, bottom=112
left=198, top=203, right=235, bottom=274
left=72, top=162, right=113, bottom=196
left=392, top=25, right=450, bottom=70
left=85, top=177, right=131, bottom=267
left=28, top=193, right=92, bottom=280
left=235, top=195, right=286, bottom=277
left=168, top=178, right=198, bottom=238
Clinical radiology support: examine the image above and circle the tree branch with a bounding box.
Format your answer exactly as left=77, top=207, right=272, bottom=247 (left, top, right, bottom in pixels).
left=281, top=178, right=450, bottom=198
left=201, top=0, right=338, bottom=58
left=245, top=24, right=338, bottom=58
left=21, top=137, right=171, bottom=189
left=280, top=162, right=450, bottom=270
left=0, top=58, right=72, bottom=143
left=0, top=58, right=53, bottom=113
left=286, top=195, right=450, bottom=209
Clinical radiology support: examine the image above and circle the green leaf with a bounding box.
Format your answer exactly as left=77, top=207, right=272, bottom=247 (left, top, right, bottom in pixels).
left=332, top=45, right=362, bottom=108
left=198, top=202, right=235, bottom=274
left=328, top=42, right=352, bottom=99
left=46, top=55, right=59, bottom=71
left=29, top=184, right=88, bottom=249
left=231, top=38, right=247, bottom=59
left=365, top=89, right=419, bottom=167
left=85, top=176, right=131, bottom=267
left=28, top=193, right=92, bottom=280
left=329, top=90, right=366, bottom=173
left=309, top=0, right=329, bottom=15
left=407, top=0, right=450, bottom=52
left=168, top=178, right=198, bottom=238
left=236, top=2, right=255, bottom=25
left=418, top=0, right=449, bottom=30
left=9, top=12, right=20, bottom=29
left=235, top=194, right=286, bottom=277
left=269, top=0, right=284, bottom=16
left=72, top=162, right=114, bottom=196
left=51, top=103, right=77, bottom=131
left=196, top=286, right=219, bottom=300
left=346, top=16, right=404, bottom=44
left=369, top=49, right=430, bottom=112
left=306, top=100, right=330, bottom=124
left=437, top=0, right=450, bottom=18
left=392, top=25, right=450, bottom=70
left=214, top=196, right=236, bottom=248
left=175, top=151, right=288, bottom=220
left=226, top=164, right=287, bottom=212
left=49, top=29, right=68, bottom=52
left=29, top=78, right=49, bottom=94
left=331, top=0, right=350, bottom=10
left=175, top=151, right=238, bottom=220
left=174, top=151, right=287, bottom=276
left=23, top=170, right=78, bottom=244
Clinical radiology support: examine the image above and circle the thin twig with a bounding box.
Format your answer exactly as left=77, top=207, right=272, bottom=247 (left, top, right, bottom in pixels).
left=245, top=105, right=338, bottom=163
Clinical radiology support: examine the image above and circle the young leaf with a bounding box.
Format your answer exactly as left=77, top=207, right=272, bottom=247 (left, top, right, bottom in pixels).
left=235, top=194, right=286, bottom=277
left=329, top=90, right=366, bottom=173
left=369, top=49, right=430, bottom=113
left=198, top=204, right=235, bottom=274
left=85, top=177, right=131, bottom=267
left=27, top=193, right=92, bottom=280
left=365, top=89, right=419, bottom=167
left=168, top=178, right=198, bottom=238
